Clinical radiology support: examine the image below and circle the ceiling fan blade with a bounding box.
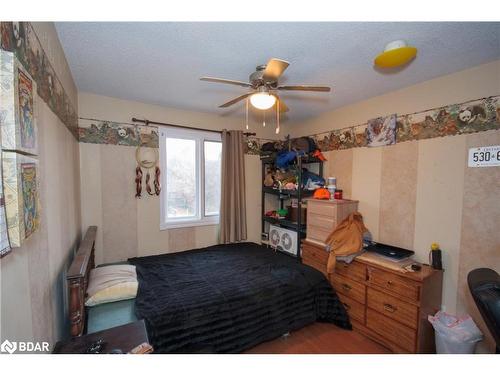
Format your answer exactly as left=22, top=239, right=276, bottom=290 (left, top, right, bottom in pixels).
left=200, top=77, right=252, bottom=88
left=273, top=95, right=289, bottom=113
left=263, top=58, right=290, bottom=81
left=219, top=93, right=253, bottom=108
left=277, top=85, right=331, bottom=92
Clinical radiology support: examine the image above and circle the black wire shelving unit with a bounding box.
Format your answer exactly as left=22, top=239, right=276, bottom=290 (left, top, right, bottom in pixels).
left=261, top=154, right=323, bottom=258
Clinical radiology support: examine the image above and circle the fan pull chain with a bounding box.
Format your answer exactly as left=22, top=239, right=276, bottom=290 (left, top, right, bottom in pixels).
left=245, top=98, right=249, bottom=130
left=275, top=99, right=280, bottom=134
left=263, top=110, right=266, bottom=127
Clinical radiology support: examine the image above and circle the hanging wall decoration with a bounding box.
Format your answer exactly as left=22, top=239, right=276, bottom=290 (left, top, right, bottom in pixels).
left=366, top=114, right=397, bottom=147
left=135, top=144, right=161, bottom=198
left=1, top=50, right=38, bottom=155
left=1, top=152, right=40, bottom=247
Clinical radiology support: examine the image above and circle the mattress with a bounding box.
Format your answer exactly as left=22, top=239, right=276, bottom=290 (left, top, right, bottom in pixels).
left=128, top=242, right=351, bottom=353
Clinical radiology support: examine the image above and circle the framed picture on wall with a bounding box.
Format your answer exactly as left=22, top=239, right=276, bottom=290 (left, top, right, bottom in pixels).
left=0, top=50, right=38, bottom=156
left=1, top=151, right=40, bottom=247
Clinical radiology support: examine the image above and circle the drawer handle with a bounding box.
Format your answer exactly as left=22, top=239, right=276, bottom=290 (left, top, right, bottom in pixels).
left=383, top=303, right=397, bottom=313
left=343, top=303, right=351, bottom=311
left=342, top=283, right=352, bottom=292
left=343, top=264, right=349, bottom=268
left=386, top=280, right=394, bottom=286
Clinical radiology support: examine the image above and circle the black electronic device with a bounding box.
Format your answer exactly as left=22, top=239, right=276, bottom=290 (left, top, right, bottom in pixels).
left=365, top=241, right=415, bottom=261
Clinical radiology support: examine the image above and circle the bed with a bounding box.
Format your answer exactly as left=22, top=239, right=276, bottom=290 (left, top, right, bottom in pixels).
left=67, top=226, right=351, bottom=353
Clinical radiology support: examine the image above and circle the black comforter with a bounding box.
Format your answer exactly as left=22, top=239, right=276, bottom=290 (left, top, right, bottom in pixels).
left=128, top=242, right=350, bottom=353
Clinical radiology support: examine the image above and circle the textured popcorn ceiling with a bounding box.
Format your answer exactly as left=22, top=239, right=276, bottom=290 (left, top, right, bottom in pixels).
left=55, top=22, right=500, bottom=122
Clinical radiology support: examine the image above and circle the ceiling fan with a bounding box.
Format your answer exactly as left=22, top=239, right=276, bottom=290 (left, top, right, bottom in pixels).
left=200, top=58, right=332, bottom=113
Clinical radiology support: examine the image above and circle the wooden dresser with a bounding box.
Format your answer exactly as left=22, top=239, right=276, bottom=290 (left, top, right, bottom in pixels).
left=302, top=241, right=443, bottom=353
left=304, top=198, right=359, bottom=246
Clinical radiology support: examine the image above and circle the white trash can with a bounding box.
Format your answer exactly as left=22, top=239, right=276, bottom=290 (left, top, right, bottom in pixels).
left=428, top=311, right=483, bottom=354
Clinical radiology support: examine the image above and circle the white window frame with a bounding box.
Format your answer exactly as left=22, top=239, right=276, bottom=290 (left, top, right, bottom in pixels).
left=159, top=126, right=221, bottom=230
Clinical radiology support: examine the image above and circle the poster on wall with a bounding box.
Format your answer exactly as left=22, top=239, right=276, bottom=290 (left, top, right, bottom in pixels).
left=1, top=151, right=40, bottom=247
left=0, top=50, right=38, bottom=156
left=366, top=114, right=397, bottom=147
left=0, top=137, right=11, bottom=256
left=18, top=69, right=37, bottom=151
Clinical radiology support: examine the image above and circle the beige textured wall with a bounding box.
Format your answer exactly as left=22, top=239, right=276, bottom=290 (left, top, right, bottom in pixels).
left=291, top=60, right=500, bottom=352
left=0, top=23, right=81, bottom=346
left=78, top=93, right=275, bottom=264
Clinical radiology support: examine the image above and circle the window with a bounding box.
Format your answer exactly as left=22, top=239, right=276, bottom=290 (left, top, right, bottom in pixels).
left=159, top=127, right=222, bottom=229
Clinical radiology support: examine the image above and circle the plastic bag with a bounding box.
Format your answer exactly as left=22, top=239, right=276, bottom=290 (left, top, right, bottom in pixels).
left=428, top=311, right=483, bottom=354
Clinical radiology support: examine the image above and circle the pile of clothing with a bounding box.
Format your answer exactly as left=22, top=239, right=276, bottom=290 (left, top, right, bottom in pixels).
left=262, top=136, right=327, bottom=191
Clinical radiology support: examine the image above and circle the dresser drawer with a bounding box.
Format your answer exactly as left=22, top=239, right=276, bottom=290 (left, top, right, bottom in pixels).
left=367, top=267, right=420, bottom=301
left=366, top=309, right=417, bottom=353
left=307, top=226, right=332, bottom=244
left=330, top=273, right=366, bottom=304
left=338, top=294, right=365, bottom=324
left=367, top=287, right=418, bottom=329
left=307, top=201, right=336, bottom=217
left=307, top=213, right=336, bottom=230
left=334, top=261, right=366, bottom=283
left=301, top=243, right=329, bottom=264
left=302, top=255, right=327, bottom=276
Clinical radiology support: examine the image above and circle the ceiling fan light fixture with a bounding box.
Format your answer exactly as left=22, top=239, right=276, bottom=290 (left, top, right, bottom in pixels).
left=374, top=40, right=417, bottom=68
left=250, top=92, right=276, bottom=110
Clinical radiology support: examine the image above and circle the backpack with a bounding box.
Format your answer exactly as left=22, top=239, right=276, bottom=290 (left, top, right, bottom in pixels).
left=325, top=212, right=367, bottom=273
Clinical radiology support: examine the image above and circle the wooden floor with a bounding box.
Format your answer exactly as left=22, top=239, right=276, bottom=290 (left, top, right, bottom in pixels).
left=245, top=323, right=391, bottom=354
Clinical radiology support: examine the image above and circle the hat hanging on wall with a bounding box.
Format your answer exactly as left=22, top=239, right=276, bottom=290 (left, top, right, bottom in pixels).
left=374, top=40, right=417, bottom=69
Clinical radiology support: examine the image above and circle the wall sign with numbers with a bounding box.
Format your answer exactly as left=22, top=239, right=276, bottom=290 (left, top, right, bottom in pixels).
left=468, top=145, right=500, bottom=167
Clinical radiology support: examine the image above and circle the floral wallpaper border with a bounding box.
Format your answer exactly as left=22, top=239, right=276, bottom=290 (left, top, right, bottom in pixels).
left=0, top=22, right=78, bottom=137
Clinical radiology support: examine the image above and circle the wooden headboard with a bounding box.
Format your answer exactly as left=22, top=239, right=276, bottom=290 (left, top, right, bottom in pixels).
left=67, top=226, right=97, bottom=336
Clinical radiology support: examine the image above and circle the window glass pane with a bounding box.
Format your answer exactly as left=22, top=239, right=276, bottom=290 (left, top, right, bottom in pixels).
left=204, top=141, right=222, bottom=216
left=166, top=138, right=196, bottom=219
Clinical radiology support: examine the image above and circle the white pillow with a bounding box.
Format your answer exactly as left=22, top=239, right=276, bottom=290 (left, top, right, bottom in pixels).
left=85, top=265, right=138, bottom=307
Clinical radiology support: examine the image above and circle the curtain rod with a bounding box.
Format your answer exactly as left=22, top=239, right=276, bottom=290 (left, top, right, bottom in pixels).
left=131, top=117, right=256, bottom=137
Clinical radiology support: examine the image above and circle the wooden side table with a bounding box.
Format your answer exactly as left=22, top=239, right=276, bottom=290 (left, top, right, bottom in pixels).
left=53, top=320, right=151, bottom=354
